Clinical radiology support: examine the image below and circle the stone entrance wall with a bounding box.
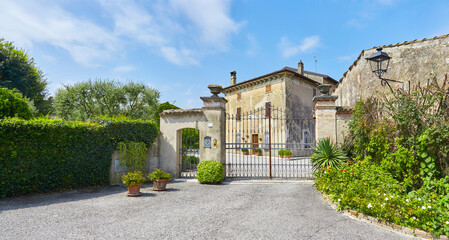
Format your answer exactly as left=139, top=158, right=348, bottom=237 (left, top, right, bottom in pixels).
left=159, top=96, right=227, bottom=178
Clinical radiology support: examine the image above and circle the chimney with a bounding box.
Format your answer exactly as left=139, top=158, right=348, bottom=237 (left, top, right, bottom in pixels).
left=230, top=71, right=237, bottom=85
left=298, top=60, right=304, bottom=75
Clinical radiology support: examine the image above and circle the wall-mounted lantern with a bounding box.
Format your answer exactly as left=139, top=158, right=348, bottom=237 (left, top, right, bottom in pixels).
left=366, top=47, right=403, bottom=93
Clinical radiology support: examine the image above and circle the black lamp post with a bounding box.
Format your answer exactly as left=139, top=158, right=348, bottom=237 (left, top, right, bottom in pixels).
left=367, top=47, right=391, bottom=78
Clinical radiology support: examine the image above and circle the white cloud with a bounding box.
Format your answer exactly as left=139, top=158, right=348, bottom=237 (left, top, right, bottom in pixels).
left=113, top=65, right=136, bottom=73
left=337, top=55, right=356, bottom=62
left=0, top=0, right=242, bottom=68
left=246, top=34, right=258, bottom=56
left=169, top=0, right=242, bottom=50
left=0, top=0, right=118, bottom=67
left=279, top=36, right=320, bottom=58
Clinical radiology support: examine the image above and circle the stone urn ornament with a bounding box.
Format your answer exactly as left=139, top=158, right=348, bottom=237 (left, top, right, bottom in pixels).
left=208, top=84, right=222, bottom=97
left=318, top=84, right=332, bottom=95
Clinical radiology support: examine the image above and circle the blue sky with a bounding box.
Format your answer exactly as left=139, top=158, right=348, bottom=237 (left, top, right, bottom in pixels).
left=1, top=0, right=448, bottom=108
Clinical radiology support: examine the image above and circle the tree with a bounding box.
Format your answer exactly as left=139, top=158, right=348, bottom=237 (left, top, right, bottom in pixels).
left=0, top=39, right=49, bottom=114
left=53, top=79, right=160, bottom=121
left=0, top=88, right=33, bottom=119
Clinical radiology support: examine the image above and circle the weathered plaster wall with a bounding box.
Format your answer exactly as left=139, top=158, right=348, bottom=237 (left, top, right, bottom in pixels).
left=224, top=77, right=286, bottom=114
left=109, top=136, right=161, bottom=185
left=334, top=35, right=449, bottom=106
left=336, top=110, right=352, bottom=145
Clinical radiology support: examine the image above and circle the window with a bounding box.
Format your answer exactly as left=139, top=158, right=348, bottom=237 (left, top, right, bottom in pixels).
left=237, top=93, right=241, bottom=100
left=265, top=102, right=271, bottom=118
left=266, top=84, right=271, bottom=92
left=313, top=89, right=317, bottom=97
left=236, top=107, right=241, bottom=121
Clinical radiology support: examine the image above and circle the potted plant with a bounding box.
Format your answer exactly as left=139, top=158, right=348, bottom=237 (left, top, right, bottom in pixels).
left=208, top=84, right=222, bottom=96
left=122, top=171, right=146, bottom=197
left=285, top=149, right=292, bottom=159
left=278, top=149, right=285, bottom=158
left=148, top=168, right=171, bottom=191
left=241, top=148, right=249, bottom=155
left=254, top=148, right=262, bottom=156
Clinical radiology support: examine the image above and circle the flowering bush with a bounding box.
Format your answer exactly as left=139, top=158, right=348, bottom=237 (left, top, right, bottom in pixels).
left=316, top=77, right=449, bottom=237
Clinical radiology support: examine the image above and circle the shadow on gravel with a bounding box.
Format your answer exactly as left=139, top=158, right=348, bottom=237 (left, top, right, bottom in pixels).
left=0, top=184, right=147, bottom=212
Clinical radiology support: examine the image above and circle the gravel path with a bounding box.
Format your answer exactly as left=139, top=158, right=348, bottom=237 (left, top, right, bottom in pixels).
left=0, top=180, right=414, bottom=240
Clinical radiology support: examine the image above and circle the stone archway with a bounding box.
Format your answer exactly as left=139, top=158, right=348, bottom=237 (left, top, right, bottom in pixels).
left=159, top=96, right=227, bottom=178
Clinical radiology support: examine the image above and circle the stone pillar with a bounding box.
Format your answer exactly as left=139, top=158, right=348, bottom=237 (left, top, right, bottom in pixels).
left=199, top=96, right=227, bottom=177
left=313, top=95, right=338, bottom=143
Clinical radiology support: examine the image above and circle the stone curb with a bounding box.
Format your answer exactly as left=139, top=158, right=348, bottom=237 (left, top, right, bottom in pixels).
left=322, top=194, right=448, bottom=240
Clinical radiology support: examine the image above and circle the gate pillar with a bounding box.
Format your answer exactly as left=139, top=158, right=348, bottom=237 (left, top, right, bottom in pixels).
left=200, top=96, right=227, bottom=177
left=313, top=94, right=338, bottom=143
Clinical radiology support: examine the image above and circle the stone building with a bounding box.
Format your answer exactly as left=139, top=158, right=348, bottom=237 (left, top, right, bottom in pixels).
left=222, top=61, right=337, bottom=154
left=334, top=34, right=449, bottom=106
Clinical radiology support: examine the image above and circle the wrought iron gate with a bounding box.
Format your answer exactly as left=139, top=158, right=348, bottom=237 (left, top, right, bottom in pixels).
left=180, top=128, right=199, bottom=178
left=225, top=106, right=314, bottom=179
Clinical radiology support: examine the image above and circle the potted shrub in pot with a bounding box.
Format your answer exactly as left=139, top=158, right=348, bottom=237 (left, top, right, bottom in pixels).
left=122, top=171, right=146, bottom=197
left=241, top=148, right=249, bottom=155
left=278, top=149, right=285, bottom=158
left=285, top=149, right=292, bottom=159
left=254, top=148, right=262, bottom=156
left=148, top=169, right=171, bottom=191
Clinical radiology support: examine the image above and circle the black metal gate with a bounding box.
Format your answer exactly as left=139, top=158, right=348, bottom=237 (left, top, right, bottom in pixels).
left=180, top=128, right=199, bottom=178
left=225, top=106, right=314, bottom=179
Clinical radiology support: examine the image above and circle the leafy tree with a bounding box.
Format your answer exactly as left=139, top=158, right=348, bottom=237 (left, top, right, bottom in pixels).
left=53, top=79, right=160, bottom=121
left=153, top=101, right=180, bottom=126
left=0, top=39, right=49, bottom=114
left=0, top=88, right=33, bottom=119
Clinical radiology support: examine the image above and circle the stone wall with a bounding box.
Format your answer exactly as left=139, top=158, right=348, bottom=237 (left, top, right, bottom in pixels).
left=334, top=34, right=449, bottom=107
left=109, top=135, right=161, bottom=185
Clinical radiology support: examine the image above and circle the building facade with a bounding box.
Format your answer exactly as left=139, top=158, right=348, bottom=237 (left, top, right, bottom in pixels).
left=222, top=61, right=337, bottom=155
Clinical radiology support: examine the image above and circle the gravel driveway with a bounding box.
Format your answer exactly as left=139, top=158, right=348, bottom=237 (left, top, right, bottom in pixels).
left=0, top=180, right=413, bottom=240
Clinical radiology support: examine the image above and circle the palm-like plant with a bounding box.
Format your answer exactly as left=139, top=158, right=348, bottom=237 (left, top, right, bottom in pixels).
left=311, top=137, right=347, bottom=171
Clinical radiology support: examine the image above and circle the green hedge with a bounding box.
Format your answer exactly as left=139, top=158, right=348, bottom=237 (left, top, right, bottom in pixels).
left=0, top=117, right=158, bottom=197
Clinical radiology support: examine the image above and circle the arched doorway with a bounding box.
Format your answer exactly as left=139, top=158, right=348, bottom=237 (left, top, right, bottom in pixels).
left=180, top=128, right=200, bottom=177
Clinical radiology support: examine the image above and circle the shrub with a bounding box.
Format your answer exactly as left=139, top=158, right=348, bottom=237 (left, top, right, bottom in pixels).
left=0, top=117, right=158, bottom=197
left=284, top=149, right=292, bottom=155
left=197, top=160, right=224, bottom=184
left=241, top=149, right=249, bottom=153
left=117, top=141, right=147, bottom=172
left=254, top=148, right=262, bottom=153
left=122, top=171, right=146, bottom=185
left=311, top=137, right=347, bottom=171
left=148, top=168, right=171, bottom=180
left=0, top=88, right=33, bottom=119
left=183, top=156, right=199, bottom=165
left=278, top=149, right=285, bottom=155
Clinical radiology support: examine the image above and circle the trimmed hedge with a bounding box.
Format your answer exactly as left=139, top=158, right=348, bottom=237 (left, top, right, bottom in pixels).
left=0, top=117, right=158, bottom=197
left=197, top=160, right=224, bottom=184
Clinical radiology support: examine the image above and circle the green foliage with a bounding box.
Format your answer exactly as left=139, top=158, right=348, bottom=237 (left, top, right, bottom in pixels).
left=284, top=149, right=292, bottom=155
left=318, top=76, right=449, bottom=237
left=197, top=160, right=224, bottom=184
left=148, top=168, right=171, bottom=180
left=0, top=39, right=49, bottom=114
left=241, top=149, right=249, bottom=153
left=0, top=88, right=33, bottom=119
left=53, top=79, right=160, bottom=121
left=0, top=117, right=158, bottom=197
left=117, top=141, right=147, bottom=172
left=254, top=148, right=262, bottom=153
left=153, top=101, right=179, bottom=126
left=183, top=156, right=199, bottom=165
left=122, top=171, right=146, bottom=185
left=92, top=115, right=158, bottom=147
left=182, top=128, right=199, bottom=149
left=278, top=149, right=285, bottom=155
left=311, top=138, right=347, bottom=171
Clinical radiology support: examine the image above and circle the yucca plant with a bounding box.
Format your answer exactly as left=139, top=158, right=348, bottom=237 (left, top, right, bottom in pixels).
left=311, top=137, right=347, bottom=171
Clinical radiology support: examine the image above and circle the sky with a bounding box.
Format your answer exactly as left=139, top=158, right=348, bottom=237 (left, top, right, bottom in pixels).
left=1, top=0, right=449, bottom=109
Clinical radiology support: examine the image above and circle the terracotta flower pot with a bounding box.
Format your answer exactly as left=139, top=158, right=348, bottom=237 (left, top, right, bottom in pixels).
left=153, top=179, right=169, bottom=191
left=279, top=155, right=284, bottom=158
left=127, top=183, right=142, bottom=197
left=285, top=155, right=290, bottom=159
